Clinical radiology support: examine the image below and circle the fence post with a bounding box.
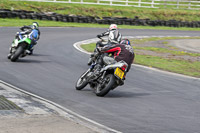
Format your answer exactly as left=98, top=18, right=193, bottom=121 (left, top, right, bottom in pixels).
left=138, top=0, right=141, bottom=7
left=177, top=0, right=179, bottom=9
left=188, top=1, right=191, bottom=9
left=69, top=0, right=71, bottom=3
left=110, top=0, right=113, bottom=5
left=97, top=0, right=100, bottom=4
left=126, top=0, right=128, bottom=6
left=151, top=0, right=154, bottom=8
left=164, top=0, right=167, bottom=8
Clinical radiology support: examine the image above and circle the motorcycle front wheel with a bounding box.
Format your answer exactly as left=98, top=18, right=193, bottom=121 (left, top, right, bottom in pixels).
left=75, top=69, right=90, bottom=90
left=10, top=46, right=24, bottom=62
left=95, top=74, right=115, bottom=97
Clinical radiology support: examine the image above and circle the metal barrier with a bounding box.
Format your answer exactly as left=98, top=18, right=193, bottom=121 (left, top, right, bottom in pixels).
left=15, top=0, right=200, bottom=10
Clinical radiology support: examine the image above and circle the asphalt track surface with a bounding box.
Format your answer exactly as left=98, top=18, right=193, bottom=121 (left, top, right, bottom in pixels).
left=1, top=27, right=200, bottom=133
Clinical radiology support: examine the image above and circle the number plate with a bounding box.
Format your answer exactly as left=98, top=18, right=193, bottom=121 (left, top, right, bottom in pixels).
left=114, top=68, right=124, bottom=79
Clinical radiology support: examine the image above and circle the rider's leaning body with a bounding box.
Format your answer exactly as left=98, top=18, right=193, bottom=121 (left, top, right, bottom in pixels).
left=8, top=22, right=40, bottom=58
left=99, top=39, right=135, bottom=72
left=19, top=22, right=40, bottom=48
left=88, top=24, right=122, bottom=65
left=19, top=26, right=40, bottom=41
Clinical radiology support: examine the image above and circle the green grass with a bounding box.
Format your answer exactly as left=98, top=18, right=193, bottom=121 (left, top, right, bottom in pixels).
left=1, top=0, right=200, bottom=22
left=134, top=47, right=200, bottom=57
left=0, top=18, right=104, bottom=27
left=1, top=18, right=200, bottom=31
left=131, top=37, right=200, bottom=44
left=135, top=55, right=200, bottom=77
left=81, top=43, right=96, bottom=52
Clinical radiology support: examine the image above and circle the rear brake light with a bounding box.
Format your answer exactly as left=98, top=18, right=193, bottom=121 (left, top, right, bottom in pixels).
left=121, top=65, right=127, bottom=71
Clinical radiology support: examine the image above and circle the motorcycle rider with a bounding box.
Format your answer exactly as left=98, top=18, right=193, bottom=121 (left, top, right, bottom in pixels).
left=8, top=22, right=40, bottom=58
left=88, top=24, right=122, bottom=65
left=97, top=24, right=122, bottom=46
left=93, top=39, right=135, bottom=78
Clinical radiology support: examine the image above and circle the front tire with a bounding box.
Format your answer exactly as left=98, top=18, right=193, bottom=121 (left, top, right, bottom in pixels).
left=75, top=69, right=90, bottom=90
left=7, top=53, right=12, bottom=59
left=10, top=46, right=24, bottom=62
left=95, top=74, right=115, bottom=97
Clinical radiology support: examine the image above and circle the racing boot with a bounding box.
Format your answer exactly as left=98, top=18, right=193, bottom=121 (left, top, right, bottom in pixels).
left=87, top=53, right=95, bottom=65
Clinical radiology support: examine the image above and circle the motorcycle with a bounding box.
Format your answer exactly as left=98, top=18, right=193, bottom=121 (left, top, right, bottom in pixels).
left=75, top=48, right=128, bottom=97
left=8, top=32, right=32, bottom=62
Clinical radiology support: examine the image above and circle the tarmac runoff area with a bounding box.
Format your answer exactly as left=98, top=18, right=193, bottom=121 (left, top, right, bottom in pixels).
left=168, top=39, right=200, bottom=53
left=0, top=81, right=117, bottom=133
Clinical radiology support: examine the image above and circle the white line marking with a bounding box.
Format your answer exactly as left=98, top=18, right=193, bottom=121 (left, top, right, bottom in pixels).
left=0, top=80, right=122, bottom=133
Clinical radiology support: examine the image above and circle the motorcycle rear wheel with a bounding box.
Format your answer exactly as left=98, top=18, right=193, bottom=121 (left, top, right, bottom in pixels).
left=10, top=46, right=24, bottom=62
left=95, top=74, right=115, bottom=97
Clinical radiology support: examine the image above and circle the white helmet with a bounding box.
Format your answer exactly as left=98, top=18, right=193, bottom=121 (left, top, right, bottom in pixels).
left=109, top=24, right=118, bottom=30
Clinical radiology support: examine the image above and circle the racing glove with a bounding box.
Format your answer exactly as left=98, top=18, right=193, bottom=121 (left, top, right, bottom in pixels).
left=97, top=34, right=103, bottom=38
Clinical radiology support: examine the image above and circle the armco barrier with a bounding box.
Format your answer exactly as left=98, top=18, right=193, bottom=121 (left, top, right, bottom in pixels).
left=0, top=9, right=200, bottom=28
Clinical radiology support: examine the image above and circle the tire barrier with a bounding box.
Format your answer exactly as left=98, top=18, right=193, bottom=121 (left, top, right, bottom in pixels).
left=1, top=9, right=200, bottom=28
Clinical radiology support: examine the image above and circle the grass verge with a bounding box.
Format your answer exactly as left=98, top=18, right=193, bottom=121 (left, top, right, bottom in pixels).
left=135, top=55, right=200, bottom=77
left=131, top=37, right=200, bottom=44
left=134, top=47, right=200, bottom=57
left=80, top=37, right=200, bottom=78
left=1, top=18, right=200, bottom=31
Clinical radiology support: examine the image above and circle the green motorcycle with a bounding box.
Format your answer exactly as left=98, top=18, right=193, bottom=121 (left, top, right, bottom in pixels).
left=8, top=34, right=32, bottom=62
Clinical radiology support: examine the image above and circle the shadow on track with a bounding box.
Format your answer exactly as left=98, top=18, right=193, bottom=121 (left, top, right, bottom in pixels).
left=15, top=59, right=51, bottom=63
left=30, top=54, right=49, bottom=57
left=78, top=88, right=150, bottom=98
left=105, top=91, right=150, bottom=98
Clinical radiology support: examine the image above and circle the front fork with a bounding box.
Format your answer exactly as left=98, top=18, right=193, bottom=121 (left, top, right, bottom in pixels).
left=9, top=46, right=17, bottom=54
left=81, top=69, right=91, bottom=79
left=10, top=37, right=18, bottom=53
